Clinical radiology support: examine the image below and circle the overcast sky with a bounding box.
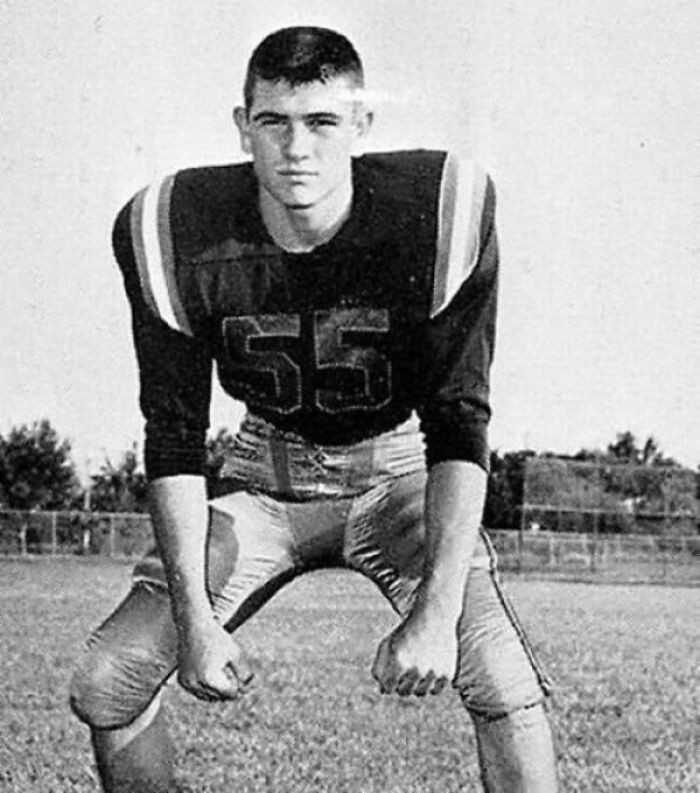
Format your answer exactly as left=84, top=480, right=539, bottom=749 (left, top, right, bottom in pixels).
left=1, top=0, right=698, bottom=477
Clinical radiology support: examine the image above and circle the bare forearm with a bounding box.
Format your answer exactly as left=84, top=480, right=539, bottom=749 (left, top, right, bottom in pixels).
left=148, top=475, right=211, bottom=629
left=371, top=460, right=488, bottom=694
left=148, top=475, right=253, bottom=700
left=422, top=460, right=487, bottom=617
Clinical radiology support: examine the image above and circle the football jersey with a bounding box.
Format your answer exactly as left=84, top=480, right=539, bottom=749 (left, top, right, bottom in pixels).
left=113, top=150, right=498, bottom=480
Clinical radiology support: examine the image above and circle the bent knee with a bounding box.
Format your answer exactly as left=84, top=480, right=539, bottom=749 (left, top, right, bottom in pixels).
left=455, top=672, right=548, bottom=720
left=453, top=636, right=551, bottom=718
left=454, top=569, right=552, bottom=720
left=69, top=647, right=162, bottom=730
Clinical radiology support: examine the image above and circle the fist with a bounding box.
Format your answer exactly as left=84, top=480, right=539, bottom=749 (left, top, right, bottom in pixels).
left=371, top=616, right=458, bottom=697
left=177, top=619, right=254, bottom=702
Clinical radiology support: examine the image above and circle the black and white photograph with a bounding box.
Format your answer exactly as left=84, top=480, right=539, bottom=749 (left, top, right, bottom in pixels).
left=1, top=2, right=697, bottom=791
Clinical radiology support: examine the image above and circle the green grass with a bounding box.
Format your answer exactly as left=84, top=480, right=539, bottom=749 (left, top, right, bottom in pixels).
left=0, top=558, right=697, bottom=792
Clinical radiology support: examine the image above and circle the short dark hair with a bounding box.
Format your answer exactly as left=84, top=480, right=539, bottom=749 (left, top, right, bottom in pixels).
left=243, top=27, right=364, bottom=109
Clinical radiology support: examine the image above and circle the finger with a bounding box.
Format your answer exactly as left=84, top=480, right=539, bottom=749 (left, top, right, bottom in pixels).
left=201, top=682, right=238, bottom=701
left=396, top=669, right=419, bottom=697
left=375, top=668, right=397, bottom=694
left=230, top=652, right=254, bottom=687
left=215, top=666, right=246, bottom=700
left=378, top=663, right=400, bottom=695
left=430, top=676, right=448, bottom=696
left=193, top=667, right=244, bottom=701
left=183, top=684, right=219, bottom=702
left=178, top=674, right=226, bottom=702
left=372, top=640, right=397, bottom=694
left=371, top=638, right=390, bottom=681
left=413, top=671, right=435, bottom=698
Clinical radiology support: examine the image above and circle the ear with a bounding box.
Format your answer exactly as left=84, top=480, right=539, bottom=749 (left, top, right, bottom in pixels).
left=233, top=106, right=252, bottom=155
left=351, top=106, right=374, bottom=155
left=354, top=107, right=374, bottom=139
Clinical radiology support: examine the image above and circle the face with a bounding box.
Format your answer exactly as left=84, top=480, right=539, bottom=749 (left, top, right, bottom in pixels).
left=234, top=76, right=372, bottom=212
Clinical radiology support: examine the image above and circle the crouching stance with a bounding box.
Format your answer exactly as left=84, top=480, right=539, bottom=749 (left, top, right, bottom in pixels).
left=70, top=26, right=558, bottom=792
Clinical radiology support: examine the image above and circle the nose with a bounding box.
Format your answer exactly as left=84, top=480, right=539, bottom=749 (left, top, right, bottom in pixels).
left=282, top=121, right=312, bottom=160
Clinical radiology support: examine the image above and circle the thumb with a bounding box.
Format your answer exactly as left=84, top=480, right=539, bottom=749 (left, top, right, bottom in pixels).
left=372, top=635, right=396, bottom=692
left=228, top=639, right=254, bottom=686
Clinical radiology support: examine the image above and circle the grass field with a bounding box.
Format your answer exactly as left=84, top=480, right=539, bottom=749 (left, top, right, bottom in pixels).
left=0, top=558, right=697, bottom=793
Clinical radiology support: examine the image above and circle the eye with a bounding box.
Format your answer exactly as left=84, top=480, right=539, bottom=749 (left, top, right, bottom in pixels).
left=308, top=117, right=338, bottom=129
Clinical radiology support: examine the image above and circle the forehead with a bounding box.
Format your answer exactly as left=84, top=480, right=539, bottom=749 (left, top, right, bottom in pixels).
left=248, top=76, right=361, bottom=115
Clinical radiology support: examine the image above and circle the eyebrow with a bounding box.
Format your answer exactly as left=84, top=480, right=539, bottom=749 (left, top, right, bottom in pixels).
left=251, top=111, right=343, bottom=122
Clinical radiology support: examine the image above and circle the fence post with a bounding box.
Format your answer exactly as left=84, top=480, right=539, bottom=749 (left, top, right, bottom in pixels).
left=660, top=536, right=668, bottom=583
left=590, top=512, right=599, bottom=573
left=548, top=532, right=555, bottom=567
left=518, top=506, right=526, bottom=573
left=19, top=520, right=27, bottom=556
left=51, top=512, right=58, bottom=555
left=109, top=515, right=116, bottom=557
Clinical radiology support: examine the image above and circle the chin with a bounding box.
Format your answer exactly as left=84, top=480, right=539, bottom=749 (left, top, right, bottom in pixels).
left=280, top=191, right=317, bottom=211
left=284, top=201, right=315, bottom=211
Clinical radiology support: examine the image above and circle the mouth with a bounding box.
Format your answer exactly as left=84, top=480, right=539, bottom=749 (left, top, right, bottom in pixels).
left=277, top=170, right=317, bottom=178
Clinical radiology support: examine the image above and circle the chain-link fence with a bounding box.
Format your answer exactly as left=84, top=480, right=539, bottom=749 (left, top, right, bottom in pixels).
left=0, top=509, right=153, bottom=557
left=1, top=508, right=698, bottom=584
left=488, top=528, right=700, bottom=584
left=522, top=458, right=699, bottom=535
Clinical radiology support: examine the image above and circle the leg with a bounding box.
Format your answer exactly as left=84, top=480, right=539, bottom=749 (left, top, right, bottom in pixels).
left=69, top=580, right=180, bottom=793
left=344, top=472, right=557, bottom=792
left=70, top=492, right=298, bottom=792
left=455, top=561, right=558, bottom=792
left=91, top=694, right=175, bottom=793
left=473, top=703, right=557, bottom=793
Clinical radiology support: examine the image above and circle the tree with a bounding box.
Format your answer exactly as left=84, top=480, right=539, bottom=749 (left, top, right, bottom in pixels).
left=204, top=428, right=238, bottom=497
left=607, top=430, right=639, bottom=463
left=484, top=449, right=536, bottom=529
left=0, top=419, right=80, bottom=510
left=84, top=427, right=240, bottom=511
left=89, top=445, right=148, bottom=513
left=606, top=431, right=677, bottom=467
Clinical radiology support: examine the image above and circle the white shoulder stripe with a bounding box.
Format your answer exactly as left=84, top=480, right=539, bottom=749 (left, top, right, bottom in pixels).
left=431, top=154, right=488, bottom=318
left=137, top=175, right=191, bottom=334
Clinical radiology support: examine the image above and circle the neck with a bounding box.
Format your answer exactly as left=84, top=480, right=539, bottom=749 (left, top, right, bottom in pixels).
left=259, top=179, right=353, bottom=253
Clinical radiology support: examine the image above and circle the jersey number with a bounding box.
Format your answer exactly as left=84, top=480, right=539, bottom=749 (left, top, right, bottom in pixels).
left=222, top=308, right=391, bottom=414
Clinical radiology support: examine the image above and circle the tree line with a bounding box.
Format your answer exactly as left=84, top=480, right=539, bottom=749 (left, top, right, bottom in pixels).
left=0, top=421, right=242, bottom=513
left=1, top=420, right=697, bottom=531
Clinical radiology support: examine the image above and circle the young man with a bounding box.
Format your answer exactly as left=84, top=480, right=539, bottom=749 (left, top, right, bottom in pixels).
left=70, top=26, right=558, bottom=792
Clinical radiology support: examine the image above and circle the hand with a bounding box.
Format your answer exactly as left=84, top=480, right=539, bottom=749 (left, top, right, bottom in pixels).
left=371, top=595, right=460, bottom=697
left=176, top=616, right=254, bottom=702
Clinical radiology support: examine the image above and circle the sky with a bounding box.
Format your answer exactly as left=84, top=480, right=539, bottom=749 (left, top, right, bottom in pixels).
left=1, top=0, right=699, bottom=479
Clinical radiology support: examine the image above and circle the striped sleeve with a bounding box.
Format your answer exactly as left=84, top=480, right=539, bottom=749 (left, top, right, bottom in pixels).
left=113, top=181, right=212, bottom=480
left=129, top=175, right=193, bottom=336
left=418, top=164, right=498, bottom=471
left=430, top=154, right=488, bottom=318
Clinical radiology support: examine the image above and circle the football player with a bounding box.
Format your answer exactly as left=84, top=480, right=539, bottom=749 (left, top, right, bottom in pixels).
left=70, top=26, right=558, bottom=792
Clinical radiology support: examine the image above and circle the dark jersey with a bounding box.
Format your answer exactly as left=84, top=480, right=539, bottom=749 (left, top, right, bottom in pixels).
left=113, top=150, right=498, bottom=480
